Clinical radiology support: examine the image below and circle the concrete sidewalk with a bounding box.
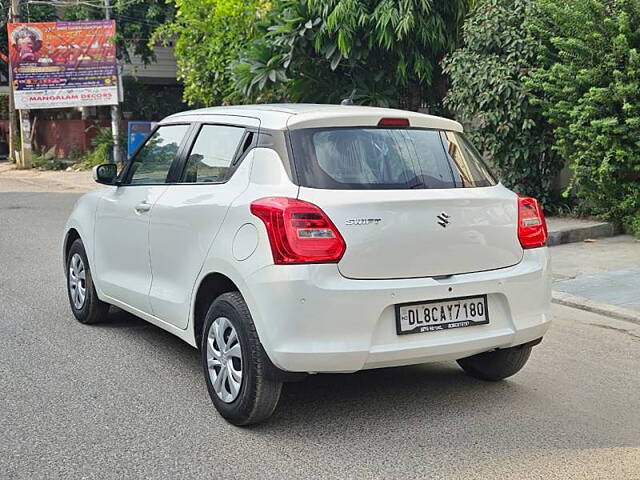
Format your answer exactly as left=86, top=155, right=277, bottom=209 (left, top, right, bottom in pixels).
left=546, top=216, right=617, bottom=246
left=0, top=161, right=97, bottom=193
left=550, top=235, right=640, bottom=324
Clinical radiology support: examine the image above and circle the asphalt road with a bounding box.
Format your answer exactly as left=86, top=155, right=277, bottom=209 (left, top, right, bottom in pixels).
left=1, top=192, right=639, bottom=479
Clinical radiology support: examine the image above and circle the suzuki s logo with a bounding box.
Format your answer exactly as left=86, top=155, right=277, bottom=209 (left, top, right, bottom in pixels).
left=345, top=218, right=382, bottom=226
left=437, top=212, right=450, bottom=228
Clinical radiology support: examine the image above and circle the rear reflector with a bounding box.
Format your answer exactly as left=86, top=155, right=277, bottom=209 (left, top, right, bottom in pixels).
left=378, top=117, right=410, bottom=127
left=517, top=196, right=548, bottom=249
left=250, top=197, right=346, bottom=264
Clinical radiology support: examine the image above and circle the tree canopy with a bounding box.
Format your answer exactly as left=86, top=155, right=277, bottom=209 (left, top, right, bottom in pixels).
left=232, top=0, right=471, bottom=109
left=153, top=0, right=267, bottom=106
left=160, top=0, right=470, bottom=109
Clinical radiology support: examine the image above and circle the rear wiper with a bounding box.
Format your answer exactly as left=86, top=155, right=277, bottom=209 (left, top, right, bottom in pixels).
left=409, top=182, right=426, bottom=189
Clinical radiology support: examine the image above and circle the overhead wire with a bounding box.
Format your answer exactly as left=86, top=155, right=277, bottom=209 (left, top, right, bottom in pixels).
left=22, top=0, right=164, bottom=25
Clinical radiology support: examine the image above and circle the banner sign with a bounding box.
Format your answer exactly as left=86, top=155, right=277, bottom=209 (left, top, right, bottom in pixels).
left=8, top=20, right=118, bottom=109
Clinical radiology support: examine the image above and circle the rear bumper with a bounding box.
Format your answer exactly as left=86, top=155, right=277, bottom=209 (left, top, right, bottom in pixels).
left=245, top=248, right=552, bottom=373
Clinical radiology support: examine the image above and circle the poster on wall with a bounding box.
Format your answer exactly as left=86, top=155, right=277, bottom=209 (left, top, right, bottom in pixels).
left=7, top=20, right=118, bottom=110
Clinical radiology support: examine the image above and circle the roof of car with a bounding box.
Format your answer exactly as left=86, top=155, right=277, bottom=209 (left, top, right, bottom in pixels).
left=163, top=103, right=463, bottom=132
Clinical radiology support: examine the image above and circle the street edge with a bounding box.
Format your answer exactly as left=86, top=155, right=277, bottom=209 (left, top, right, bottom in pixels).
left=552, top=290, right=640, bottom=325
left=547, top=222, right=618, bottom=246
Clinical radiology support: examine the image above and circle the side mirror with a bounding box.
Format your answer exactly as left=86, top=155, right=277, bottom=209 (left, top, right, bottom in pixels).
left=92, top=163, right=118, bottom=185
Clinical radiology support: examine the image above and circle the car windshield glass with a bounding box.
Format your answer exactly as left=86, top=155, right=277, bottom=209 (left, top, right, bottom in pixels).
left=289, top=127, right=496, bottom=190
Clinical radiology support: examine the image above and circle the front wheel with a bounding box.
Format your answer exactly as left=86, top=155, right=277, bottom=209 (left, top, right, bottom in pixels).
left=457, top=344, right=533, bottom=381
left=201, top=292, right=282, bottom=426
left=66, top=239, right=109, bottom=324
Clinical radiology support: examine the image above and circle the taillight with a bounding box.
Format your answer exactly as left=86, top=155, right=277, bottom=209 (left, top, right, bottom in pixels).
left=250, top=197, right=346, bottom=264
left=517, top=196, right=547, bottom=249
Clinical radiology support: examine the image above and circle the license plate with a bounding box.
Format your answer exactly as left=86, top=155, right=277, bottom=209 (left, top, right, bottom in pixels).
left=395, top=295, right=489, bottom=335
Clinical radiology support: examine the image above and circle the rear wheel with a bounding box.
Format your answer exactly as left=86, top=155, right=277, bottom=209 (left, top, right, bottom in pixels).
left=201, top=292, right=282, bottom=426
left=457, top=345, right=533, bottom=381
left=66, top=239, right=110, bottom=324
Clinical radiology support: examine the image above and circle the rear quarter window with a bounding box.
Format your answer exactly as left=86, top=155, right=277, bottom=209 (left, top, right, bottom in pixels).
left=289, top=127, right=496, bottom=190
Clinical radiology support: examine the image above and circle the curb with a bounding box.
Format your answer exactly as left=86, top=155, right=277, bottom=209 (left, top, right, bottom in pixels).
left=547, top=222, right=617, bottom=246
left=552, top=290, right=640, bottom=325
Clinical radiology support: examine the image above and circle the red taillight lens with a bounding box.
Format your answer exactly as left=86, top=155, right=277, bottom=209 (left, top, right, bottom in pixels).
left=517, top=196, right=547, bottom=249
left=250, top=197, right=346, bottom=264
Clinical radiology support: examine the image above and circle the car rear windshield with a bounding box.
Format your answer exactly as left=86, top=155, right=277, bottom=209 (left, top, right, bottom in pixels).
left=289, top=127, right=496, bottom=189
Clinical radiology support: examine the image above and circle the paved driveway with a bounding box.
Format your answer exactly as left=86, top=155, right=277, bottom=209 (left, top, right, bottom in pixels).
left=1, top=192, right=639, bottom=479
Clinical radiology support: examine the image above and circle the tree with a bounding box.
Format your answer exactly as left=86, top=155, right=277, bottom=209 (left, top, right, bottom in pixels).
left=232, top=0, right=471, bottom=110
left=528, top=0, right=640, bottom=234
left=442, top=0, right=560, bottom=208
left=153, top=0, right=267, bottom=106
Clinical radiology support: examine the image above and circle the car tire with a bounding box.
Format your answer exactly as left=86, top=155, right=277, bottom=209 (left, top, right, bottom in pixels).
left=201, top=291, right=282, bottom=426
left=66, top=239, right=110, bottom=324
left=457, top=345, right=532, bottom=381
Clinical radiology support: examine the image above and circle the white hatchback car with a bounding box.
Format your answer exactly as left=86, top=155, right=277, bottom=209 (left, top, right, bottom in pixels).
left=63, top=104, right=551, bottom=425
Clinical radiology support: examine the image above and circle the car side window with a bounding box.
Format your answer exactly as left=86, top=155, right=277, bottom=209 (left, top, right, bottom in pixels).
left=182, top=125, right=246, bottom=183
left=128, top=124, right=189, bottom=185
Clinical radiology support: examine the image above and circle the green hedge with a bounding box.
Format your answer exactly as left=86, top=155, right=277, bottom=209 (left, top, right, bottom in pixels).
left=528, top=0, right=640, bottom=235
left=445, top=0, right=640, bottom=235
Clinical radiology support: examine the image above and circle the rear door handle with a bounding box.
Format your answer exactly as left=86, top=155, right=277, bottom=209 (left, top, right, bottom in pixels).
left=134, top=201, right=152, bottom=213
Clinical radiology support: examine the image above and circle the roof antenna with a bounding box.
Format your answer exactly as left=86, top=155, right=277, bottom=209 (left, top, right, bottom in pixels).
left=340, top=89, right=356, bottom=106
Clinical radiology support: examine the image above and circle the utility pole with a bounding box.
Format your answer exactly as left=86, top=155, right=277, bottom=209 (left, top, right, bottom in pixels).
left=104, top=0, right=121, bottom=164
left=8, top=0, right=19, bottom=165
left=9, top=0, right=31, bottom=168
